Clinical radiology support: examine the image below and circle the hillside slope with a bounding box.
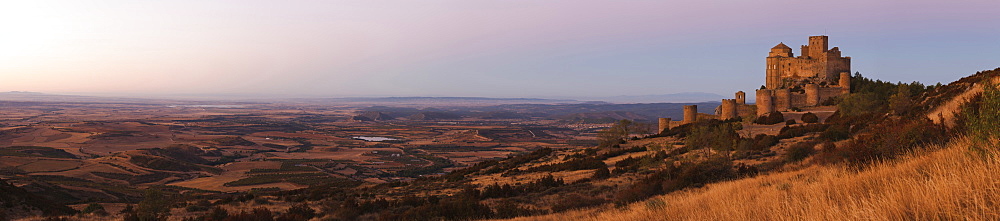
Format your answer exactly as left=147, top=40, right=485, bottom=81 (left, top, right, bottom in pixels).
left=0, top=178, right=77, bottom=220
left=507, top=137, right=999, bottom=220
left=508, top=69, right=1000, bottom=220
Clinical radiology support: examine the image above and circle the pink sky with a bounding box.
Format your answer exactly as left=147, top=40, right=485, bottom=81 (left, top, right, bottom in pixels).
left=1, top=0, right=998, bottom=98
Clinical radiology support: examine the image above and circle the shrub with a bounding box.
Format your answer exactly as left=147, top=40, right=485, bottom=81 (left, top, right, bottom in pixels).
left=612, top=154, right=666, bottom=174
left=184, top=200, right=211, bottom=212
left=777, top=124, right=830, bottom=140
left=754, top=111, right=785, bottom=125
left=206, top=207, right=229, bottom=221
left=685, top=123, right=740, bottom=151
left=615, top=180, right=662, bottom=205
left=753, top=134, right=779, bottom=150
left=492, top=200, right=545, bottom=218
left=125, top=189, right=171, bottom=221
left=592, top=166, right=611, bottom=179
left=786, top=119, right=797, bottom=125
left=82, top=203, right=108, bottom=215
left=226, top=208, right=274, bottom=221
left=823, top=118, right=947, bottom=165
left=276, top=204, right=315, bottom=221
left=480, top=175, right=565, bottom=199
left=667, top=157, right=736, bottom=191
left=615, top=157, right=741, bottom=205
left=521, top=157, right=606, bottom=173
left=820, top=124, right=850, bottom=141
left=551, top=194, right=607, bottom=212
left=482, top=148, right=553, bottom=174
left=801, top=112, right=819, bottom=123
left=785, top=142, right=817, bottom=162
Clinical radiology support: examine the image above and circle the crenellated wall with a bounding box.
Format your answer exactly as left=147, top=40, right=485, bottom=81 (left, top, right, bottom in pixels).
left=757, top=84, right=849, bottom=114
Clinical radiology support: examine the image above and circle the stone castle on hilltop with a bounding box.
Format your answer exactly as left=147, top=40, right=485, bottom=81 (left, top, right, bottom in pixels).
left=757, top=35, right=851, bottom=114
left=659, top=35, right=852, bottom=132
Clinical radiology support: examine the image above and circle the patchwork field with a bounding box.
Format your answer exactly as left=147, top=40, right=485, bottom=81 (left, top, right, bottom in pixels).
left=0, top=100, right=607, bottom=203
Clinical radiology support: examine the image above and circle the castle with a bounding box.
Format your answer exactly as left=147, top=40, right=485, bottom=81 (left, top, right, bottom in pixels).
left=757, top=36, right=851, bottom=115
left=659, top=36, right=852, bottom=132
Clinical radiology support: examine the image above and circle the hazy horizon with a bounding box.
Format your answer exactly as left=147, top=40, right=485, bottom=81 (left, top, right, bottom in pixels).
left=2, top=0, right=999, bottom=98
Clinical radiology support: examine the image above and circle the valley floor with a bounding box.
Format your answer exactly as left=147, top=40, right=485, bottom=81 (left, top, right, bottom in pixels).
left=509, top=137, right=1000, bottom=221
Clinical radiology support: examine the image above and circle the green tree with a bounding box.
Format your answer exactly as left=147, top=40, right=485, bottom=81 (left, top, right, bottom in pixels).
left=837, top=93, right=883, bottom=116
left=598, top=120, right=633, bottom=148
left=126, top=189, right=171, bottom=221
left=888, top=84, right=914, bottom=115
left=685, top=123, right=740, bottom=153
left=630, top=121, right=653, bottom=136
left=965, top=83, right=1000, bottom=149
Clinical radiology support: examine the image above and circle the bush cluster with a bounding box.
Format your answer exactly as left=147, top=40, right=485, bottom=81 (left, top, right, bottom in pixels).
left=815, top=118, right=948, bottom=165
left=614, top=157, right=756, bottom=204
left=784, top=141, right=818, bottom=162
left=754, top=111, right=785, bottom=125
left=800, top=112, right=819, bottom=123
left=480, top=175, right=565, bottom=199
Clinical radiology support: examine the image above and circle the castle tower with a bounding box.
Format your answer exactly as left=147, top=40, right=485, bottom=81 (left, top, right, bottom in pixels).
left=683, top=105, right=698, bottom=124
left=839, top=72, right=851, bottom=93
left=756, top=89, right=774, bottom=115
left=721, top=99, right=737, bottom=120
left=807, top=36, right=829, bottom=58
left=768, top=43, right=793, bottom=57
left=658, top=118, right=671, bottom=134
left=766, top=43, right=792, bottom=89
left=735, top=91, right=746, bottom=105
left=775, top=89, right=791, bottom=111
left=805, top=84, right=820, bottom=107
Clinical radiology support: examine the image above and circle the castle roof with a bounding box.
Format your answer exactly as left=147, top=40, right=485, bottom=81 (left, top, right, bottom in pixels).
left=772, top=42, right=791, bottom=50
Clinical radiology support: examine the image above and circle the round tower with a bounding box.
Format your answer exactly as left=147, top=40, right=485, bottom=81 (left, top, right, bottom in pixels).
left=683, top=105, right=698, bottom=124
left=721, top=99, right=737, bottom=120
left=775, top=89, right=791, bottom=111
left=839, top=72, right=851, bottom=93
left=805, top=84, right=820, bottom=106
left=756, top=89, right=773, bottom=116
left=658, top=118, right=671, bottom=134
left=735, top=91, right=746, bottom=105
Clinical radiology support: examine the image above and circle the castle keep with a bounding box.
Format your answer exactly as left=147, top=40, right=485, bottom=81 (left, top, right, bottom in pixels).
left=757, top=35, right=851, bottom=114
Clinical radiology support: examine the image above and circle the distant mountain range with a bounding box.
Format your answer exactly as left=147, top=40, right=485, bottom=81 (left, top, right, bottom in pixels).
left=576, top=92, right=726, bottom=103
left=0, top=91, right=728, bottom=106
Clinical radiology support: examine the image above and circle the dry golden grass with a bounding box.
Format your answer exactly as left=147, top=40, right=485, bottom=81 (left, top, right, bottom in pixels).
left=510, top=137, right=1000, bottom=221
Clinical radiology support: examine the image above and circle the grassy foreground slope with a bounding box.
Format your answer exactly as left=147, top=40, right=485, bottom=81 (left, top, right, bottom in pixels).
left=511, top=137, right=999, bottom=220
